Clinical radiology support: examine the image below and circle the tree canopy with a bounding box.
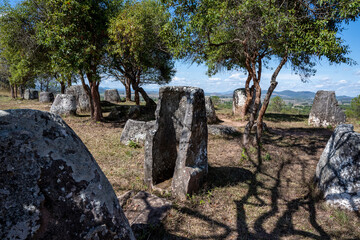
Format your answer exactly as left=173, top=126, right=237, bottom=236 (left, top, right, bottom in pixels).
left=107, top=0, right=175, bottom=107
left=164, top=0, right=359, bottom=143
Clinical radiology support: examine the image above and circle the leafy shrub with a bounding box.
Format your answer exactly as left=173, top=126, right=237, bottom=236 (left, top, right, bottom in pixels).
left=345, top=95, right=360, bottom=119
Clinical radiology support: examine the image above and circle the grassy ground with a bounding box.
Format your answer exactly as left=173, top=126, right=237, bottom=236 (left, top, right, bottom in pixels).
left=1, top=90, right=360, bottom=239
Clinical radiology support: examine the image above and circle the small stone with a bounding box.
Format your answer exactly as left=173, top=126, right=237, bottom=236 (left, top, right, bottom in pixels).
left=50, top=94, right=77, bottom=116
left=120, top=119, right=155, bottom=145
left=65, top=85, right=91, bottom=112
left=39, top=92, right=54, bottom=103
left=104, top=89, right=121, bottom=102
left=24, top=89, right=39, bottom=100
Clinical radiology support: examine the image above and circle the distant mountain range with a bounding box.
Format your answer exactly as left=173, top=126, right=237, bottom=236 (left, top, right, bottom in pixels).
left=99, top=87, right=354, bottom=103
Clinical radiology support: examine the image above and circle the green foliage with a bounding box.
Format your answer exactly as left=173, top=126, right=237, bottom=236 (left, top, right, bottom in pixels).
left=268, top=96, right=286, bottom=113
left=128, top=140, right=140, bottom=149
left=107, top=0, right=175, bottom=86
left=345, top=95, right=360, bottom=119
left=240, top=148, right=248, bottom=163
left=210, top=96, right=221, bottom=106
left=263, top=153, right=271, bottom=161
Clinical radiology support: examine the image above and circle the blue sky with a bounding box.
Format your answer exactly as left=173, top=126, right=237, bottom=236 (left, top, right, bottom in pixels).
left=8, top=0, right=360, bottom=97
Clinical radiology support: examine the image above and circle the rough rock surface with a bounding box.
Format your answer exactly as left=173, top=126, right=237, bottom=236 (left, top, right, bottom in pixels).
left=24, top=89, right=39, bottom=100
left=50, top=94, right=77, bottom=116
left=232, top=88, right=257, bottom=116
left=208, top=125, right=239, bottom=136
left=120, top=119, right=155, bottom=145
left=119, top=191, right=171, bottom=239
left=315, top=124, right=360, bottom=211
left=0, top=109, right=135, bottom=240
left=65, top=85, right=90, bottom=112
left=205, top=96, right=219, bottom=124
left=104, top=89, right=121, bottom=102
left=39, top=92, right=54, bottom=103
left=309, top=91, right=346, bottom=127
left=145, top=86, right=208, bottom=200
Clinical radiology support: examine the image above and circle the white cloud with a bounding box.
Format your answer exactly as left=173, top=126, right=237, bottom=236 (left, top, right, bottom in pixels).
left=339, top=79, right=347, bottom=84
left=172, top=76, right=186, bottom=82
left=315, top=84, right=324, bottom=88
left=208, top=77, right=221, bottom=81
left=355, top=70, right=360, bottom=76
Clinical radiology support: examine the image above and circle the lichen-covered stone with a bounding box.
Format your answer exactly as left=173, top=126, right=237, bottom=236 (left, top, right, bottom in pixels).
left=145, top=86, right=208, bottom=200
left=0, top=109, right=135, bottom=240
left=205, top=96, right=219, bottom=124
left=50, top=94, right=77, bottom=116
left=39, top=92, right=54, bottom=103
left=232, top=88, right=257, bottom=116
left=65, top=85, right=90, bottom=112
left=208, top=125, right=238, bottom=136
left=24, top=89, right=39, bottom=100
left=104, top=89, right=121, bottom=102
left=309, top=91, right=346, bottom=127
left=315, top=124, right=360, bottom=211
left=120, top=119, right=155, bottom=145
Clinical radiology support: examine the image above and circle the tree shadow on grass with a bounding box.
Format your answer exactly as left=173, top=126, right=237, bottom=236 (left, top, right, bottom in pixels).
left=264, top=113, right=309, bottom=122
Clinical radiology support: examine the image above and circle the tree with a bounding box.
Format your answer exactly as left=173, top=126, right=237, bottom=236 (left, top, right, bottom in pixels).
left=269, top=96, right=285, bottom=113
left=107, top=0, right=175, bottom=107
left=37, top=0, right=121, bottom=121
left=345, top=95, right=360, bottom=119
left=165, top=0, right=359, bottom=143
left=0, top=0, right=50, bottom=98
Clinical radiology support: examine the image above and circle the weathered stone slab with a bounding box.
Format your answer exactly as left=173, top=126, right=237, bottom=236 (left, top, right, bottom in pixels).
left=119, top=191, right=171, bottom=239
left=309, top=90, right=346, bottom=127
left=232, top=88, right=257, bottom=116
left=50, top=94, right=77, bottom=116
left=315, top=124, right=360, bottom=211
left=120, top=119, right=155, bottom=145
left=65, top=85, right=91, bottom=112
left=104, top=89, right=121, bottom=102
left=145, top=86, right=208, bottom=200
left=205, top=96, right=219, bottom=124
left=39, top=92, right=54, bottom=103
left=208, top=124, right=239, bottom=136
left=24, top=89, right=39, bottom=100
left=0, top=109, right=135, bottom=240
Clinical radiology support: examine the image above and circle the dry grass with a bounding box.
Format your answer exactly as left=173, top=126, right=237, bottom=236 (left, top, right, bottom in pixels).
left=1, top=91, right=360, bottom=240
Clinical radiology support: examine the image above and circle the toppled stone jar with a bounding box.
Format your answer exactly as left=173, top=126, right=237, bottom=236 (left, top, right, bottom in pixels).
left=0, top=109, right=135, bottom=240
left=315, top=124, right=360, bottom=211
left=144, top=86, right=208, bottom=200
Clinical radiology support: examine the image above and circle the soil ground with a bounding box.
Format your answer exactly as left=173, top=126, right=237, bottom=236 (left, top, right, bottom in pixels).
left=1, top=91, right=360, bottom=240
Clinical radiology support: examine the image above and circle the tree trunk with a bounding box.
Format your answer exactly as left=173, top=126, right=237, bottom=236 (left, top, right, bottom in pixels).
left=135, top=90, right=140, bottom=105
left=15, top=84, right=18, bottom=98
left=10, top=84, right=15, bottom=99
left=20, top=85, right=24, bottom=99
left=131, top=81, right=156, bottom=108
left=241, top=75, right=253, bottom=119
left=60, top=81, right=65, bottom=94
left=243, top=81, right=261, bottom=145
left=256, top=53, right=288, bottom=140
left=125, top=78, right=131, bottom=102
left=79, top=71, right=94, bottom=119
left=89, top=81, right=102, bottom=121
left=67, top=77, right=72, bottom=88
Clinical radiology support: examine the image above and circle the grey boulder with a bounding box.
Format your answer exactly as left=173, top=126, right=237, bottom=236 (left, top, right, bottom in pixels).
left=208, top=125, right=239, bottom=136
left=120, top=119, right=155, bottom=145
left=205, top=96, right=220, bottom=124
left=309, top=90, right=346, bottom=127
left=0, top=109, right=135, bottom=240
left=39, top=92, right=54, bottom=103
left=315, top=124, right=360, bottom=211
left=104, top=89, right=121, bottom=102
left=24, top=89, right=39, bottom=100
left=65, top=85, right=91, bottom=112
left=50, top=94, right=77, bottom=116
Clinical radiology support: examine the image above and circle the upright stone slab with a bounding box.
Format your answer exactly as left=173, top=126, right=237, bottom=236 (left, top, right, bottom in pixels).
left=0, top=109, right=135, bottom=240
left=104, top=89, right=121, bottom=102
left=205, top=96, right=219, bottom=124
left=315, top=124, right=360, bottom=211
left=309, top=90, right=346, bottom=127
left=39, top=92, right=54, bottom=103
left=24, top=89, right=39, bottom=100
left=232, top=88, right=257, bottom=116
left=145, top=86, right=208, bottom=200
left=65, top=85, right=91, bottom=112
left=50, top=94, right=77, bottom=116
